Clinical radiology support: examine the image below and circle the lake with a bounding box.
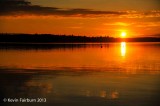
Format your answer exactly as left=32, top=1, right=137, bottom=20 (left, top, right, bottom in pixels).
left=0, top=42, right=160, bottom=106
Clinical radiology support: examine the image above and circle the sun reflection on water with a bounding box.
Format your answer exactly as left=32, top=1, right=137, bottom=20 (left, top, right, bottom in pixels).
left=121, top=42, right=126, bottom=57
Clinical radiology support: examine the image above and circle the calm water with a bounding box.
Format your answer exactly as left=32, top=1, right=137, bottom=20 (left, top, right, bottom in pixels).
left=0, top=42, right=160, bottom=106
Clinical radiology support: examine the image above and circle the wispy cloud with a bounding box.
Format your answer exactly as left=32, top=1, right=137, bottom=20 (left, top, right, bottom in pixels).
left=104, top=22, right=133, bottom=26
left=0, top=0, right=160, bottom=18
left=121, top=10, right=160, bottom=18
left=0, top=0, right=125, bottom=17
left=135, top=22, right=160, bottom=27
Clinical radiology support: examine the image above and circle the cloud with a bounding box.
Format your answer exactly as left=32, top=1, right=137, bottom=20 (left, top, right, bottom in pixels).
left=123, top=10, right=160, bottom=18
left=0, top=0, right=126, bottom=17
left=0, top=0, right=160, bottom=18
left=104, top=22, right=133, bottom=26
left=136, top=22, right=160, bottom=28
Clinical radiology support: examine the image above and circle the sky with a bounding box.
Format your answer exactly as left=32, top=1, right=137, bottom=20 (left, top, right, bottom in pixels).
left=0, top=0, right=160, bottom=37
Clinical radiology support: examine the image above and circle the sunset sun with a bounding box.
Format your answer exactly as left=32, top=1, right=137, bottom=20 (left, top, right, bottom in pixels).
left=121, top=32, right=127, bottom=38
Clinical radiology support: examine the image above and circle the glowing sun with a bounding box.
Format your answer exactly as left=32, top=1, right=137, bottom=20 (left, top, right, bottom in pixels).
left=121, top=32, right=127, bottom=38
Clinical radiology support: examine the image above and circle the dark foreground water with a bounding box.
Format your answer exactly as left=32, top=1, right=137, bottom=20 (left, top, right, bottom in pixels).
left=0, top=42, right=160, bottom=106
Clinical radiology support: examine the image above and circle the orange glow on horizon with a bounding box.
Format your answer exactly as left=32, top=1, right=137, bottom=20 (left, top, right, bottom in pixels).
left=0, top=15, right=159, bottom=37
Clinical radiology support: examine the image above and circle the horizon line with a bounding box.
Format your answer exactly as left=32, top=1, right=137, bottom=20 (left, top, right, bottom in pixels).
left=0, top=33, right=160, bottom=38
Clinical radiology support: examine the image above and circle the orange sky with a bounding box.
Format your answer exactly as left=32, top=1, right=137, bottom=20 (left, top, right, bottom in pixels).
left=0, top=0, right=160, bottom=37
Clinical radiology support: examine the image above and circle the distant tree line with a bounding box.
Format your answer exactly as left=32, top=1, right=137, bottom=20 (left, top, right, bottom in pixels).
left=0, top=33, right=159, bottom=43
